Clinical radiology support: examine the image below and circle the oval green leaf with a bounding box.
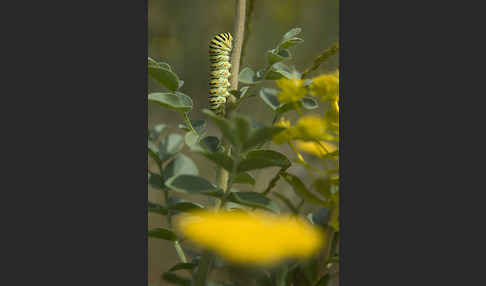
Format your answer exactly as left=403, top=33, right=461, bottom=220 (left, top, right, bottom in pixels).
left=148, top=92, right=193, bottom=112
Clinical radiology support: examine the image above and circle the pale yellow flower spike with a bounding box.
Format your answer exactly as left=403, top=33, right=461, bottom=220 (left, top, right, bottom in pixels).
left=176, top=211, right=325, bottom=265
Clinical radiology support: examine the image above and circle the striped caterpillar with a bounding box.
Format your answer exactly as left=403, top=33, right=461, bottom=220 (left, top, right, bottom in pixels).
left=208, top=33, right=233, bottom=114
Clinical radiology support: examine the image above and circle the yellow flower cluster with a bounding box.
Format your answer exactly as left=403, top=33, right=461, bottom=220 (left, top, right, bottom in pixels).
left=310, top=71, right=339, bottom=102
left=276, top=78, right=306, bottom=104
left=273, top=115, right=330, bottom=145
left=176, top=210, right=324, bottom=265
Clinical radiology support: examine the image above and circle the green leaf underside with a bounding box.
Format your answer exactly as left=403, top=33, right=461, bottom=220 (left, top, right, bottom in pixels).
left=237, top=150, right=291, bottom=172
left=163, top=153, right=199, bottom=181
left=165, top=175, right=224, bottom=197
left=200, top=151, right=234, bottom=172
left=148, top=65, right=180, bottom=91
left=233, top=172, right=256, bottom=185
left=159, top=133, right=184, bottom=162
left=148, top=92, right=193, bottom=112
left=148, top=227, right=177, bottom=241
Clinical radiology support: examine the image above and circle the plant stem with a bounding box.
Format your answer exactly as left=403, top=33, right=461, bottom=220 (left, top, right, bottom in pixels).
left=182, top=112, right=197, bottom=134
left=214, top=0, right=246, bottom=208
left=173, top=240, right=187, bottom=263
left=301, top=42, right=339, bottom=79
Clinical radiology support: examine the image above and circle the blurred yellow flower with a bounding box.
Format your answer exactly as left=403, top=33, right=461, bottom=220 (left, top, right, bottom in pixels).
left=310, top=71, right=339, bottom=102
left=296, top=140, right=338, bottom=158
left=176, top=210, right=324, bottom=265
left=294, top=115, right=328, bottom=141
left=276, top=78, right=306, bottom=104
left=273, top=117, right=294, bottom=144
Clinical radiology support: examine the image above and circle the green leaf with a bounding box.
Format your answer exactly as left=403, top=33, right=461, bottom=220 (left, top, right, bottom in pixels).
left=148, top=57, right=159, bottom=67
left=238, top=150, right=291, bottom=172
left=159, top=133, right=184, bottom=162
left=233, top=172, right=256, bottom=185
left=280, top=172, right=327, bottom=206
left=313, top=178, right=331, bottom=199
left=239, top=86, right=251, bottom=100
left=282, top=27, right=302, bottom=42
left=165, top=175, right=223, bottom=197
left=199, top=151, right=234, bottom=172
left=148, top=92, right=193, bottom=112
left=148, top=227, right=177, bottom=241
left=267, top=49, right=291, bottom=65
left=148, top=171, right=164, bottom=189
left=259, top=88, right=281, bottom=111
left=179, top=119, right=206, bottom=134
left=263, top=69, right=284, bottom=80
left=272, top=192, right=298, bottom=215
left=162, top=272, right=191, bottom=286
left=202, top=109, right=237, bottom=146
left=200, top=136, right=220, bottom=152
left=148, top=201, right=168, bottom=215
left=272, top=62, right=301, bottom=79
left=169, top=201, right=204, bottom=212
left=178, top=79, right=184, bottom=89
left=239, top=67, right=259, bottom=84
left=276, top=97, right=319, bottom=115
left=148, top=141, right=161, bottom=165
left=148, top=65, right=180, bottom=91
left=163, top=153, right=199, bottom=180
left=168, top=262, right=197, bottom=272
left=149, top=124, right=167, bottom=141
left=184, top=131, right=199, bottom=148
left=228, top=191, right=280, bottom=213
left=279, top=37, right=304, bottom=49
left=242, top=126, right=286, bottom=151
left=233, top=115, right=251, bottom=147
left=307, top=207, right=330, bottom=227
left=301, top=97, right=318, bottom=110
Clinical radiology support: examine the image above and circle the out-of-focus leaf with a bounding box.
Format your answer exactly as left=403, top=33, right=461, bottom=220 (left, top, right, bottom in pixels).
left=239, top=67, right=258, bottom=84
left=203, top=109, right=238, bottom=146
left=242, top=126, right=286, bottom=151
left=148, top=141, right=161, bottom=165
left=178, top=119, right=206, bottom=134
left=259, top=88, right=281, bottom=111
left=233, top=172, right=256, bottom=185
left=301, top=97, right=318, bottom=110
left=148, top=171, right=164, bottom=189
left=281, top=172, right=327, bottom=206
left=148, top=228, right=177, bottom=241
left=163, top=153, right=199, bottom=180
left=184, top=131, right=199, bottom=148
left=200, top=136, right=220, bottom=152
left=267, top=48, right=291, bottom=65
left=228, top=191, right=280, bottom=213
left=315, top=274, right=330, bottom=286
left=233, top=115, right=251, bottom=147
left=169, top=201, right=204, bottom=212
left=165, top=175, right=223, bottom=197
left=238, top=150, right=291, bottom=172
left=148, top=201, right=168, bottom=215
left=279, top=37, right=304, bottom=49
left=159, top=133, right=184, bottom=162
left=199, top=151, right=234, bottom=172
left=272, top=62, right=301, bottom=79
left=148, top=65, right=180, bottom=91
left=314, top=178, right=331, bottom=199
left=149, top=124, right=167, bottom=141
left=168, top=262, right=197, bottom=272
left=148, top=92, right=193, bottom=112
left=307, top=207, right=330, bottom=227
left=282, top=27, right=302, bottom=41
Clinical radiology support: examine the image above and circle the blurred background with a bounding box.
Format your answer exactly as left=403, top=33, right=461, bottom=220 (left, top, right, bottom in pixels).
left=148, top=0, right=338, bottom=284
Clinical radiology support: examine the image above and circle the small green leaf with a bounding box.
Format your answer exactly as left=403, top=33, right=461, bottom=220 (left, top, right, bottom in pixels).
left=178, top=79, right=184, bottom=89
left=200, top=136, right=220, bottom=152
left=259, top=88, right=281, bottom=111
left=276, top=97, right=319, bottom=115
left=148, top=65, right=180, bottom=91
left=307, top=207, right=330, bottom=227
left=267, top=49, right=291, bottom=65
left=162, top=272, right=191, bottom=286
left=148, top=201, right=168, bottom=215
left=239, top=67, right=259, bottom=84
left=148, top=92, right=193, bottom=112
left=242, top=126, right=286, bottom=151
left=148, top=171, right=164, bottom=189
left=281, top=172, right=327, bottom=206
left=264, top=69, right=285, bottom=80
left=228, top=191, right=280, bottom=213
left=165, top=175, right=223, bottom=197
left=199, top=151, right=234, bottom=172
left=169, top=201, right=204, bottom=212
left=203, top=109, right=237, bottom=146
left=148, top=141, right=161, bottom=165
left=184, top=131, right=199, bottom=148
left=148, top=227, right=177, bottom=241
left=233, top=172, right=256, bottom=185
left=301, top=97, right=318, bottom=110
left=282, top=27, right=302, bottom=42
left=238, top=150, right=291, bottom=172
left=279, top=37, right=304, bottom=49
left=233, top=115, right=251, bottom=147
left=163, top=153, right=199, bottom=180
left=168, top=262, right=197, bottom=272
left=159, top=133, right=184, bottom=162
left=149, top=124, right=167, bottom=141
